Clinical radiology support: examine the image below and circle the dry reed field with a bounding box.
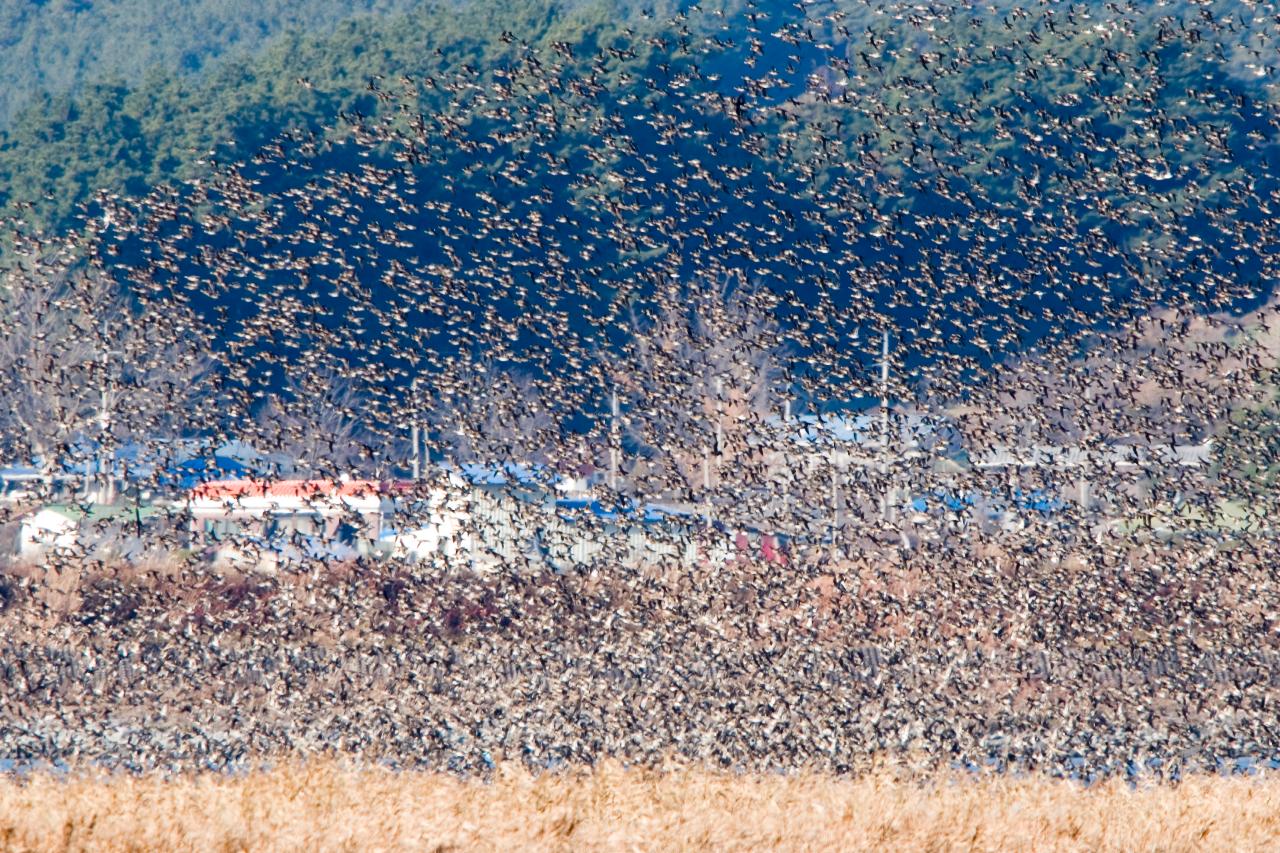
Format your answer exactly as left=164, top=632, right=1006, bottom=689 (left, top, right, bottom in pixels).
left=1, top=762, right=1278, bottom=852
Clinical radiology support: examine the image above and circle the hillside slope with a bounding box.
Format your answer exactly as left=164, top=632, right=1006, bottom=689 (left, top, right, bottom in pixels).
left=0, top=0, right=432, bottom=129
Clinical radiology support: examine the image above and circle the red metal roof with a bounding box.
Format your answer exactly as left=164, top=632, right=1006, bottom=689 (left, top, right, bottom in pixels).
left=189, top=479, right=392, bottom=501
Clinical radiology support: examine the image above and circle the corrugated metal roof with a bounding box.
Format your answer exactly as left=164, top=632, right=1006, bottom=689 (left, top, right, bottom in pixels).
left=189, top=479, right=387, bottom=500
left=36, top=503, right=159, bottom=522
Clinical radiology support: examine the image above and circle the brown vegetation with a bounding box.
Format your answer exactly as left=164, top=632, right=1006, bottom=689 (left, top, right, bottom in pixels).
left=0, top=762, right=1278, bottom=851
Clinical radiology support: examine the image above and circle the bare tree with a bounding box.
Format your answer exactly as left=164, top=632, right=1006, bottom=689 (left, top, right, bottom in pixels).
left=0, top=262, right=99, bottom=468
left=251, top=365, right=368, bottom=478
left=604, top=271, right=789, bottom=502
left=0, top=256, right=218, bottom=493
left=425, top=357, right=560, bottom=471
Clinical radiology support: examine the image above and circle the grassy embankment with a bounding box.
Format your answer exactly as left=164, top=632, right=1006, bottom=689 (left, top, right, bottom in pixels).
left=1, top=761, right=1277, bottom=851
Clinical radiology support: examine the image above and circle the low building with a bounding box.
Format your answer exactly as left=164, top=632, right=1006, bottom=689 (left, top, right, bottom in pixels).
left=182, top=478, right=400, bottom=568
left=0, top=466, right=45, bottom=506
left=16, top=502, right=159, bottom=562
left=971, top=441, right=1214, bottom=471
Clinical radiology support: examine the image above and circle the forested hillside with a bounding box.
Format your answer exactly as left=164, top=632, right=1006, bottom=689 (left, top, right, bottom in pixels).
left=6, top=0, right=1280, bottom=409
left=71, top=0, right=1280, bottom=387
left=0, top=0, right=432, bottom=129
left=0, top=0, right=671, bottom=229
left=7, top=1, right=1280, bottom=361
left=3, top=0, right=1278, bottom=240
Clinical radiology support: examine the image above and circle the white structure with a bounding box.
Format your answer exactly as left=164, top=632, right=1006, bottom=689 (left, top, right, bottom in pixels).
left=17, top=508, right=79, bottom=560
left=183, top=478, right=396, bottom=569
left=971, top=441, right=1214, bottom=471
left=381, top=480, right=475, bottom=563
left=0, top=467, right=44, bottom=506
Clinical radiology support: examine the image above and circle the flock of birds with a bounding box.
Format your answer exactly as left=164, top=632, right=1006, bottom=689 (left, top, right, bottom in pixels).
left=0, top=536, right=1276, bottom=778
left=0, top=0, right=1280, bottom=776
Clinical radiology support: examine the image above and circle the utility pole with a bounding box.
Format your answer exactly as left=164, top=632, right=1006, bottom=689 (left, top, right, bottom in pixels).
left=781, top=398, right=791, bottom=520
left=411, top=423, right=420, bottom=480
left=702, top=452, right=711, bottom=530
left=880, top=329, right=890, bottom=445
left=93, top=328, right=122, bottom=505
left=704, top=376, right=723, bottom=531
left=713, top=377, right=724, bottom=466
left=609, top=389, right=619, bottom=491
left=97, top=385, right=111, bottom=504
left=879, top=329, right=891, bottom=525
left=1077, top=426, right=1092, bottom=513
left=831, top=454, right=839, bottom=549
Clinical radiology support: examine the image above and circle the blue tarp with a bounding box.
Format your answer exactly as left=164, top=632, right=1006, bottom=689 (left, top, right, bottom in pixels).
left=911, top=488, right=1065, bottom=515
left=163, top=456, right=249, bottom=490
left=554, top=498, right=692, bottom=525
left=456, top=461, right=554, bottom=487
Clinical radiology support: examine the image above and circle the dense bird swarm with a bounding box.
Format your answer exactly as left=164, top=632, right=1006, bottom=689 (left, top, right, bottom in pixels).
left=0, top=0, right=1279, bottom=781
left=0, top=541, right=1276, bottom=778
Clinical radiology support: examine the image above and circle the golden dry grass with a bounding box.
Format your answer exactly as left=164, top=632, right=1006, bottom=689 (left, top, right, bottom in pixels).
left=0, top=762, right=1277, bottom=852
